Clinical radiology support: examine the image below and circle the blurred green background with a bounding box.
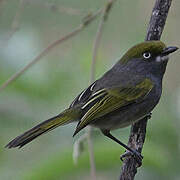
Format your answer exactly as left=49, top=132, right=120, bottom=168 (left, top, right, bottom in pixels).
left=0, top=0, right=180, bottom=179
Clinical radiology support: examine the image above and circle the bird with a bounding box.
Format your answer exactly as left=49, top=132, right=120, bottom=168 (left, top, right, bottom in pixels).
left=5, top=40, right=178, bottom=162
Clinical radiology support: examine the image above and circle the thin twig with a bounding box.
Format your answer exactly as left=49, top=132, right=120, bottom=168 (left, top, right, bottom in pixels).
left=86, top=126, right=96, bottom=180
left=48, top=4, right=83, bottom=16
left=90, top=0, right=115, bottom=82
left=87, top=1, right=116, bottom=179
left=2, top=0, right=24, bottom=45
left=120, top=0, right=173, bottom=179
left=25, top=0, right=83, bottom=16
left=0, top=8, right=103, bottom=93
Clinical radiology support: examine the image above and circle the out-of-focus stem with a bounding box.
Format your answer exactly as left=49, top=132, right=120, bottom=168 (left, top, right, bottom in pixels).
left=87, top=1, right=116, bottom=179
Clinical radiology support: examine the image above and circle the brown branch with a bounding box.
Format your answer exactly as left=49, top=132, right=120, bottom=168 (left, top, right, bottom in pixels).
left=120, top=0, right=173, bottom=179
left=0, top=8, right=103, bottom=93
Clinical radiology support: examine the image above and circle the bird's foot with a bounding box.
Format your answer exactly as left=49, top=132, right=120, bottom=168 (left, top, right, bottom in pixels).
left=120, top=151, right=132, bottom=161
left=120, top=149, right=143, bottom=167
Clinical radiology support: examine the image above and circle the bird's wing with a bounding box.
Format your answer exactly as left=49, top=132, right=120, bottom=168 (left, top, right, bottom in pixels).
left=69, top=81, right=97, bottom=108
left=73, top=78, right=154, bottom=136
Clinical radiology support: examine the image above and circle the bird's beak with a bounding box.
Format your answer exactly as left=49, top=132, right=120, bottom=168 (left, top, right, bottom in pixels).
left=161, top=46, right=179, bottom=56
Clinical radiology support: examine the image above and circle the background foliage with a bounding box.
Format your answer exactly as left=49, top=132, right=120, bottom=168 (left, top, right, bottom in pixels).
left=0, top=0, right=180, bottom=179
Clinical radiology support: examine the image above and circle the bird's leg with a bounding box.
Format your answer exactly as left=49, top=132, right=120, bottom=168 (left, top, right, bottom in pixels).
left=101, top=129, right=143, bottom=165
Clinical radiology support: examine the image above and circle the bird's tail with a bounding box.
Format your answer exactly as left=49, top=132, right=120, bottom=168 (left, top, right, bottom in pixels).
left=5, top=107, right=81, bottom=148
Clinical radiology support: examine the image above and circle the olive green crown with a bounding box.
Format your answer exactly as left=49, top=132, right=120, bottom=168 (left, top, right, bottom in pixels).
left=120, top=41, right=166, bottom=64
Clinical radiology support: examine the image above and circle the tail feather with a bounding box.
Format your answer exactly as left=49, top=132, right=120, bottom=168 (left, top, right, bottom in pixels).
left=5, top=108, right=81, bottom=148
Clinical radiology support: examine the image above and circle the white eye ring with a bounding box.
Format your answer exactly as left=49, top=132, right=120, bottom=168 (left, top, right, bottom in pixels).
left=143, top=52, right=151, bottom=59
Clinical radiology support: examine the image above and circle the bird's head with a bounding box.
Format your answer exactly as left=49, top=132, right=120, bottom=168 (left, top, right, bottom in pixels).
left=120, top=41, right=178, bottom=77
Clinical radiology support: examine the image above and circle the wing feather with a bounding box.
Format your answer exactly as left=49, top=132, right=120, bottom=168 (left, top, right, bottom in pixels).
left=70, top=81, right=97, bottom=108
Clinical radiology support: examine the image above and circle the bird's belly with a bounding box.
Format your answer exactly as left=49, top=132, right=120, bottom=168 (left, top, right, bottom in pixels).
left=91, top=95, right=160, bottom=130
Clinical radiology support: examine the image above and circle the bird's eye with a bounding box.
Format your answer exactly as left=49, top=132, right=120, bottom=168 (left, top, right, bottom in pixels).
left=143, top=52, right=151, bottom=59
